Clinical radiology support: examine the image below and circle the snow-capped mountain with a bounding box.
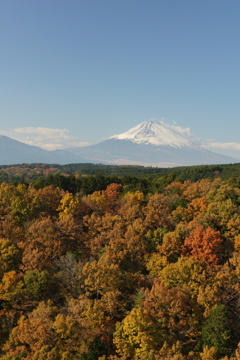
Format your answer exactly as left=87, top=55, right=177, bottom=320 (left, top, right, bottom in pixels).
left=0, top=121, right=238, bottom=167
left=67, top=120, right=238, bottom=167
left=110, top=120, right=194, bottom=148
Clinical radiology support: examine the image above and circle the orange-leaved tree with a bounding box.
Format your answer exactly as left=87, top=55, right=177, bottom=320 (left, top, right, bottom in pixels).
left=182, top=225, right=222, bottom=265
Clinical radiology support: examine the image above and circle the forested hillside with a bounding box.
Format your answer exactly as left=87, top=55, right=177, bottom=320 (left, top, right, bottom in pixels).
left=0, top=162, right=240, bottom=184
left=1, top=176, right=240, bottom=359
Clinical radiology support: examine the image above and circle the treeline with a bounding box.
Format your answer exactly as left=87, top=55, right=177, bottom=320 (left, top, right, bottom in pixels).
left=32, top=173, right=160, bottom=195
left=1, top=176, right=240, bottom=359
left=0, top=161, right=240, bottom=184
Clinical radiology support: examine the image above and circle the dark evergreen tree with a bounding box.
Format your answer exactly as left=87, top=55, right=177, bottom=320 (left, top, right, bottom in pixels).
left=201, top=304, right=235, bottom=358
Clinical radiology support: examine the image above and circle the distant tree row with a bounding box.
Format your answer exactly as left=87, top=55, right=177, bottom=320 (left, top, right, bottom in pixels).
left=0, top=162, right=240, bottom=185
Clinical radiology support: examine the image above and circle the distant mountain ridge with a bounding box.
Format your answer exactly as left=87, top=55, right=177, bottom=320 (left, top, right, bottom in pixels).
left=0, top=135, right=83, bottom=165
left=0, top=121, right=238, bottom=166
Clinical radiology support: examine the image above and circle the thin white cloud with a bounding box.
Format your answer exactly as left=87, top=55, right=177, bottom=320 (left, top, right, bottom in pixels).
left=170, top=124, right=192, bottom=137
left=203, top=142, right=240, bottom=150
left=148, top=118, right=192, bottom=138
left=0, top=127, right=90, bottom=150
left=159, top=119, right=193, bottom=139
left=159, top=119, right=240, bottom=153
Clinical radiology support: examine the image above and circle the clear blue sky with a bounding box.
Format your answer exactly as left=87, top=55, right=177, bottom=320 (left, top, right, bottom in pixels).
left=0, top=0, right=240, bottom=158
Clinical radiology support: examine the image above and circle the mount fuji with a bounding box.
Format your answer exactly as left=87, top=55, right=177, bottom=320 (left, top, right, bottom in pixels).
left=67, top=120, right=237, bottom=167
left=0, top=120, right=238, bottom=167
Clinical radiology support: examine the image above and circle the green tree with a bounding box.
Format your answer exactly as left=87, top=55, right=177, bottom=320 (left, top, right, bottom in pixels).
left=23, top=270, right=49, bottom=300
left=201, top=304, right=235, bottom=358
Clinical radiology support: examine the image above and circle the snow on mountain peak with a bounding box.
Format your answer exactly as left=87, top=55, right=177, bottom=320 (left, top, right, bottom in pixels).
left=110, top=120, right=194, bottom=148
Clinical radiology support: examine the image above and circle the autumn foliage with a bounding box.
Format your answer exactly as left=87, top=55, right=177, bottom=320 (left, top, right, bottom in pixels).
left=182, top=225, right=222, bottom=265
left=0, top=177, right=240, bottom=359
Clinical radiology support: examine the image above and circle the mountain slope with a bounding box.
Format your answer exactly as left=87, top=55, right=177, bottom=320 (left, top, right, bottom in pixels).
left=0, top=135, right=83, bottom=165
left=67, top=120, right=237, bottom=167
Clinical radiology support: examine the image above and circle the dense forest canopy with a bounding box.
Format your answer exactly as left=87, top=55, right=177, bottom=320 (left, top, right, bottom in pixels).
left=0, top=164, right=240, bottom=359
left=0, top=162, right=240, bottom=184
